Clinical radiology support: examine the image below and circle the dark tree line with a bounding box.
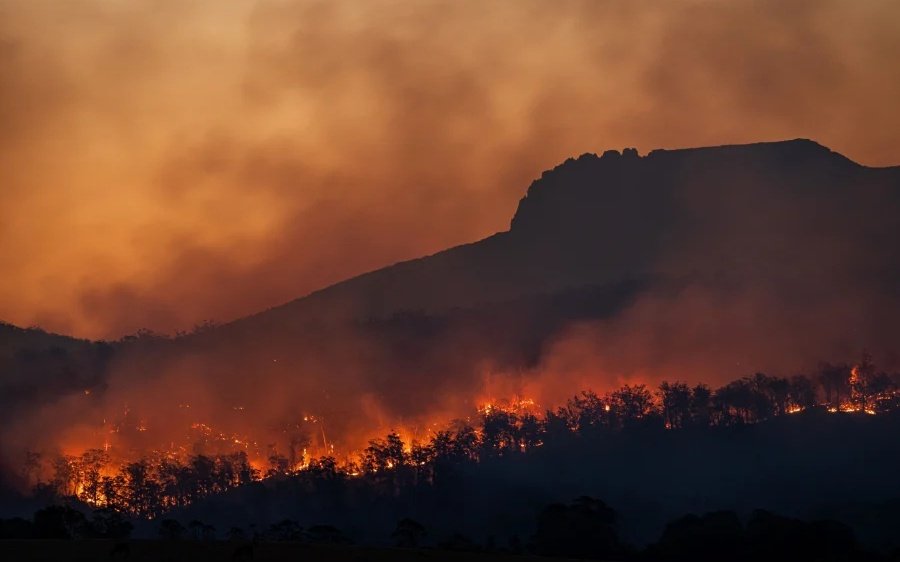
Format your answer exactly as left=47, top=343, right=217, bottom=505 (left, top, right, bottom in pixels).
left=23, top=356, right=900, bottom=519
left=32, top=450, right=259, bottom=518
left=5, top=500, right=884, bottom=562
left=0, top=505, right=131, bottom=540
left=642, top=508, right=878, bottom=562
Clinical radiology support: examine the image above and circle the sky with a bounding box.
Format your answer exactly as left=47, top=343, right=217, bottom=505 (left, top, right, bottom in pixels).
left=1, top=0, right=899, bottom=339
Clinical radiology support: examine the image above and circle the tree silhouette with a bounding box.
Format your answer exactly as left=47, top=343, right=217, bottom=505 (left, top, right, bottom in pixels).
left=649, top=510, right=743, bottom=562
left=188, top=519, right=205, bottom=540
left=392, top=517, right=427, bottom=548
left=566, top=390, right=606, bottom=433
left=817, top=362, right=851, bottom=406
left=306, top=524, right=351, bottom=544
left=789, top=375, right=818, bottom=409
left=78, top=449, right=109, bottom=505
left=21, top=450, right=42, bottom=489
left=714, top=378, right=759, bottom=424
left=267, top=519, right=303, bottom=541
left=532, top=496, right=620, bottom=559
left=266, top=452, right=290, bottom=478
left=689, top=383, right=713, bottom=427
left=451, top=424, right=480, bottom=461
left=746, top=510, right=861, bottom=562
left=752, top=373, right=790, bottom=416
left=659, top=381, right=692, bottom=429
left=123, top=460, right=162, bottom=517
left=0, top=517, right=36, bottom=539
left=519, top=412, right=543, bottom=451
left=89, top=508, right=132, bottom=539
left=481, top=410, right=518, bottom=456
left=32, top=505, right=89, bottom=539
left=362, top=432, right=406, bottom=473
left=158, top=518, right=186, bottom=540
left=609, top=384, right=655, bottom=427
left=226, top=526, right=247, bottom=541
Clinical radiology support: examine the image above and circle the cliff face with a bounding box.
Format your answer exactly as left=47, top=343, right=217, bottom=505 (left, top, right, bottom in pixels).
left=224, top=139, right=900, bottom=337
left=509, top=139, right=860, bottom=238
left=506, top=138, right=895, bottom=287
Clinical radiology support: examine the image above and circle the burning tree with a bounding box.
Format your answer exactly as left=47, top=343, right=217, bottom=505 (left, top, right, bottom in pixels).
left=21, top=353, right=900, bottom=520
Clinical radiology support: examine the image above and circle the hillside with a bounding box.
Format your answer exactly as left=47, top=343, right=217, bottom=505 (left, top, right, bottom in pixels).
left=218, top=139, right=900, bottom=335
left=2, top=139, right=899, bottom=468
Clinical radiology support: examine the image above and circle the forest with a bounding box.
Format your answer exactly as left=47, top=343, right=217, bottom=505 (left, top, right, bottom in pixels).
left=3, top=354, right=900, bottom=560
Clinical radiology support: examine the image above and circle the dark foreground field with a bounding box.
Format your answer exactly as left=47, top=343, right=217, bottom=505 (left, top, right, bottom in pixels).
left=0, top=540, right=571, bottom=562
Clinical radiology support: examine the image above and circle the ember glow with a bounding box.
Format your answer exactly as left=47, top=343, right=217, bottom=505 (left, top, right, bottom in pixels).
left=21, top=357, right=899, bottom=517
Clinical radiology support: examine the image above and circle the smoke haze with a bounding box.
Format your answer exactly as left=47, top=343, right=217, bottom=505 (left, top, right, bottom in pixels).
left=2, top=0, right=899, bottom=338
left=3, top=138, right=899, bottom=482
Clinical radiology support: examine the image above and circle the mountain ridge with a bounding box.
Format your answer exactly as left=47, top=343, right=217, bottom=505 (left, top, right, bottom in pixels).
left=3, top=139, right=898, bottom=357
left=215, top=138, right=899, bottom=340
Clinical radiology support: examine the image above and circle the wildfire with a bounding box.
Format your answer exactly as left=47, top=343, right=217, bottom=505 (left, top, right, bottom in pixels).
left=478, top=396, right=538, bottom=415
left=23, top=355, right=899, bottom=519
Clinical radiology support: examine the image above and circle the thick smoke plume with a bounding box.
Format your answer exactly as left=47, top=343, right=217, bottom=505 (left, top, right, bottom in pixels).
left=1, top=0, right=899, bottom=338
left=2, top=0, right=899, bottom=497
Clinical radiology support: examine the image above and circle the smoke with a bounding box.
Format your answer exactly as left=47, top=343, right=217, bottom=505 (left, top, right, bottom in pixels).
left=1, top=0, right=899, bottom=338
left=2, top=0, right=900, bottom=493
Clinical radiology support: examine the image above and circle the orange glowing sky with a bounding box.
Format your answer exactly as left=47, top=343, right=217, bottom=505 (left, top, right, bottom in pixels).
left=1, top=0, right=899, bottom=339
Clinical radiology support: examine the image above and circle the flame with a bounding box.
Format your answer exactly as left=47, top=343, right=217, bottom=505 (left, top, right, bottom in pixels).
left=27, top=357, right=900, bottom=519
left=478, top=396, right=538, bottom=416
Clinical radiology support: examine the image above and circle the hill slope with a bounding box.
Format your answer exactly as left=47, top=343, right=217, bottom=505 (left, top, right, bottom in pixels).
left=217, top=139, right=899, bottom=334
left=3, top=139, right=899, bottom=462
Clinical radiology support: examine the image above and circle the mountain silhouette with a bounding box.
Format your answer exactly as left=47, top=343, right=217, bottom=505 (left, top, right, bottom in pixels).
left=2, top=139, right=899, bottom=453
left=215, top=138, right=898, bottom=333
